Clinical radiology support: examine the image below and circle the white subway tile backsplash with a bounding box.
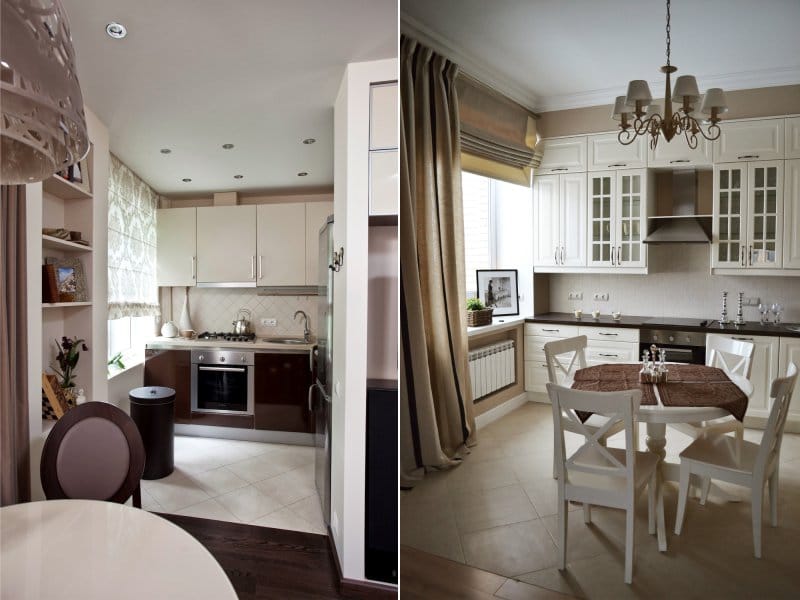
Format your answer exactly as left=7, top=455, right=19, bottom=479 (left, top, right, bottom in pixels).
left=165, top=288, right=317, bottom=337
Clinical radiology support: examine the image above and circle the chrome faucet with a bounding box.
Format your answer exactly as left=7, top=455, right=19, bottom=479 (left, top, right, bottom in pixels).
left=294, top=310, right=311, bottom=342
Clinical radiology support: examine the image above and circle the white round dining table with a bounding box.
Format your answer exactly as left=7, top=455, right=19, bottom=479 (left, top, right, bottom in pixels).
left=0, top=499, right=237, bottom=600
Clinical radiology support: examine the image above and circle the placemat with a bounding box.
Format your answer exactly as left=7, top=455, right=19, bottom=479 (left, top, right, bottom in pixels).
left=572, top=364, right=658, bottom=405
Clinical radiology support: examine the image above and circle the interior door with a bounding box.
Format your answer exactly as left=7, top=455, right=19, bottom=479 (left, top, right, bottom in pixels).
left=747, top=161, right=783, bottom=268
left=712, top=164, right=748, bottom=268
left=256, top=202, right=306, bottom=286
left=615, top=169, right=646, bottom=268
left=587, top=173, right=615, bottom=267
left=533, top=175, right=559, bottom=267
left=559, top=172, right=587, bottom=266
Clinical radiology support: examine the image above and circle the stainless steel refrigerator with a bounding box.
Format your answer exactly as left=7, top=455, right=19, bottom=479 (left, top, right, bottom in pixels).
left=311, top=215, right=334, bottom=525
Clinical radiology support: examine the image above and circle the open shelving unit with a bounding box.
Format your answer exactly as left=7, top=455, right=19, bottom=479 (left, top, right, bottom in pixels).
left=42, top=234, right=93, bottom=253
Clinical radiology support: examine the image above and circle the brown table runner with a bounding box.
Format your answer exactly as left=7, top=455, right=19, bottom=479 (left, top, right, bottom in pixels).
left=571, top=363, right=748, bottom=422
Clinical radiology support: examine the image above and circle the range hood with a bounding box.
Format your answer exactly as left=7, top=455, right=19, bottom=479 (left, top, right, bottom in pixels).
left=643, top=169, right=712, bottom=244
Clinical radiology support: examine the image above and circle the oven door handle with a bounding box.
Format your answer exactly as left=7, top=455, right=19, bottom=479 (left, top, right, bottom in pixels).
left=197, top=366, right=247, bottom=373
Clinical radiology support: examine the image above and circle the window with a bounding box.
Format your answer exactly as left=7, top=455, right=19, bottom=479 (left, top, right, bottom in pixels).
left=462, top=171, right=533, bottom=312
left=107, top=154, right=160, bottom=370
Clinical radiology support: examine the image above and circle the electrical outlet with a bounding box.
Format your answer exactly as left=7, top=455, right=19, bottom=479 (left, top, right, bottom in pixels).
left=261, top=318, right=277, bottom=327
left=593, top=292, right=610, bottom=302
left=743, top=297, right=760, bottom=307
left=568, top=291, right=583, bottom=300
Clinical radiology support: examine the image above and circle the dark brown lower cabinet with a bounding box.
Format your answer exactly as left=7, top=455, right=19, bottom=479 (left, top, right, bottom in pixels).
left=254, top=353, right=314, bottom=433
left=143, top=349, right=191, bottom=424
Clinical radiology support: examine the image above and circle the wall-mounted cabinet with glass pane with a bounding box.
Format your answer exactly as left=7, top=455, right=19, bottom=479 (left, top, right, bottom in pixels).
left=587, top=169, right=649, bottom=270
left=712, top=161, right=783, bottom=271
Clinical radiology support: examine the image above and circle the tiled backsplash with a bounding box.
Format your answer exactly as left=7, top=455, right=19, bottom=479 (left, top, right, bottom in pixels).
left=549, top=245, right=800, bottom=322
left=164, top=288, right=317, bottom=337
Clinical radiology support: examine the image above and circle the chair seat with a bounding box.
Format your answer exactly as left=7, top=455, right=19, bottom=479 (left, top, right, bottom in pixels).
left=679, top=433, right=761, bottom=475
left=568, top=446, right=660, bottom=491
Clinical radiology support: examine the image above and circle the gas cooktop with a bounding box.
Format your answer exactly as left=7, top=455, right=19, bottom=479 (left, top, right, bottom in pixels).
left=197, top=331, right=256, bottom=343
left=642, top=317, right=710, bottom=328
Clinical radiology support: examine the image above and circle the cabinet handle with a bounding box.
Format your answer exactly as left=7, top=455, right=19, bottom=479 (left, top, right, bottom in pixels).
left=598, top=332, right=618, bottom=336
left=611, top=247, right=616, bottom=266
left=748, top=245, right=753, bottom=267
left=540, top=363, right=549, bottom=368
left=732, top=336, right=754, bottom=341
left=554, top=247, right=559, bottom=264
left=542, top=328, right=560, bottom=332
left=670, top=159, right=690, bottom=164
left=258, top=255, right=263, bottom=280
left=599, top=353, right=619, bottom=357
left=191, top=256, right=196, bottom=279
left=551, top=167, right=568, bottom=172
left=250, top=256, right=256, bottom=279
left=618, top=245, right=622, bottom=265
left=608, top=163, right=626, bottom=167
left=560, top=245, right=565, bottom=265
left=737, top=154, right=759, bottom=160
left=740, top=246, right=745, bottom=266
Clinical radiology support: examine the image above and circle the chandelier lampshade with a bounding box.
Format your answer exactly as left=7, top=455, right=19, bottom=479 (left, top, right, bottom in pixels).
left=1, top=0, right=89, bottom=185
left=615, top=0, right=725, bottom=149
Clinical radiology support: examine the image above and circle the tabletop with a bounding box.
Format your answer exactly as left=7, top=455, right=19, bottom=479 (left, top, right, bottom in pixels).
left=0, top=500, right=237, bottom=600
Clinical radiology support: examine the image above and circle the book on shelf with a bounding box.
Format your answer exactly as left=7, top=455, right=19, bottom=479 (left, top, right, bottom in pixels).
left=42, top=264, right=59, bottom=303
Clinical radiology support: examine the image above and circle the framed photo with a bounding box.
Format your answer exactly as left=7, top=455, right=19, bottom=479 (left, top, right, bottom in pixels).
left=45, top=257, right=87, bottom=302
left=476, top=269, right=519, bottom=316
left=71, top=153, right=92, bottom=194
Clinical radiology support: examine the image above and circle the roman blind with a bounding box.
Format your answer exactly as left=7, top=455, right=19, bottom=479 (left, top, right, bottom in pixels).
left=107, top=154, right=160, bottom=319
left=456, top=74, right=542, bottom=187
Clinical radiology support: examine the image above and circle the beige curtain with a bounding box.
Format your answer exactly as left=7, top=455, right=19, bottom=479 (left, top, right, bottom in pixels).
left=1, top=185, right=30, bottom=505
left=456, top=75, right=541, bottom=187
left=400, top=37, right=476, bottom=487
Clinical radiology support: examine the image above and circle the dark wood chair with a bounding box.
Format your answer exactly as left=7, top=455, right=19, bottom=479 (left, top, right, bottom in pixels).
left=41, top=401, right=146, bottom=508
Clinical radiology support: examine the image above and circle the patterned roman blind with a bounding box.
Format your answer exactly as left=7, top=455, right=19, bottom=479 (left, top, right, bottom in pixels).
left=107, top=154, right=160, bottom=319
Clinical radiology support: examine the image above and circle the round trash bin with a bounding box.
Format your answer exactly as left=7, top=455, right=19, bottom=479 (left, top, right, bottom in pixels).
left=129, top=386, right=175, bottom=480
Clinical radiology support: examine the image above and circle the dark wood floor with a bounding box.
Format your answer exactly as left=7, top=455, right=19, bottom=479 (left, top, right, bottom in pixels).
left=160, top=513, right=343, bottom=599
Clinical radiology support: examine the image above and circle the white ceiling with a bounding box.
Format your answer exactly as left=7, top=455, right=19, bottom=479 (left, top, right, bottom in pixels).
left=401, top=0, right=800, bottom=112
left=62, top=0, right=397, bottom=195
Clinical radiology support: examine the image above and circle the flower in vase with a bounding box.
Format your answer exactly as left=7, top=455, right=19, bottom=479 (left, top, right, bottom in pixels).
left=51, top=336, right=89, bottom=388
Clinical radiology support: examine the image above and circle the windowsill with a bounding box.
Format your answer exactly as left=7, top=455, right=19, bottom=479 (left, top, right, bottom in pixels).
left=107, top=354, right=145, bottom=381
left=467, top=315, right=526, bottom=337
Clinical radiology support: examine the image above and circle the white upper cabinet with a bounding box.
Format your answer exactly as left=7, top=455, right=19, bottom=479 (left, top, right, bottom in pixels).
left=784, top=159, right=800, bottom=269
left=786, top=117, right=800, bottom=159
left=369, top=82, right=398, bottom=150
left=647, top=136, right=712, bottom=168
left=533, top=173, right=586, bottom=269
left=256, top=203, right=306, bottom=286
left=713, top=118, right=785, bottom=163
left=196, top=205, right=257, bottom=285
left=712, top=163, right=747, bottom=269
left=587, top=133, right=647, bottom=171
left=306, top=201, right=333, bottom=285
left=537, top=137, right=587, bottom=173
left=369, top=150, right=399, bottom=216
left=156, top=208, right=196, bottom=287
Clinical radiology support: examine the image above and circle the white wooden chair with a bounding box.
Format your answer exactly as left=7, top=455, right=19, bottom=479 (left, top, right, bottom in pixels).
left=674, top=362, right=798, bottom=558
left=544, top=336, right=634, bottom=478
left=547, top=383, right=665, bottom=584
left=669, top=336, right=755, bottom=504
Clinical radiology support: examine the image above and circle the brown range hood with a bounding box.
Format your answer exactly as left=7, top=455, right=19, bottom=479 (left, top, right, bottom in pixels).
left=643, top=169, right=712, bottom=244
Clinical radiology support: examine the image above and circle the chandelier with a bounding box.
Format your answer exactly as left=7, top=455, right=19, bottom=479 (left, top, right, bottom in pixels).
left=613, top=0, right=727, bottom=150
left=1, top=0, right=89, bottom=185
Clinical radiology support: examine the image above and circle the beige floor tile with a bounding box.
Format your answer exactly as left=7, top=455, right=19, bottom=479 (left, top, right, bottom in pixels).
left=521, top=480, right=582, bottom=518
left=252, top=506, right=319, bottom=534
left=216, top=484, right=283, bottom=522
left=174, top=498, right=240, bottom=522
left=447, top=457, right=519, bottom=493
left=461, top=519, right=558, bottom=578
left=253, top=464, right=316, bottom=506
left=224, top=452, right=296, bottom=483
left=185, top=465, right=249, bottom=497
left=141, top=471, right=211, bottom=512
left=287, top=494, right=326, bottom=534
left=401, top=500, right=465, bottom=564
left=452, top=483, right=539, bottom=534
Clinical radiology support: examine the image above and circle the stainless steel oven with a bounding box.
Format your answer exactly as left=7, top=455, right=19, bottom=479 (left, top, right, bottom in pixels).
left=639, top=329, right=706, bottom=365
left=191, top=350, right=255, bottom=415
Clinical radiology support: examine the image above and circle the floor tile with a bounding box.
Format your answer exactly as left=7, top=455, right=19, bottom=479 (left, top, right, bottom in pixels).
left=253, top=464, right=316, bottom=506
left=452, top=483, right=539, bottom=533
left=216, top=484, right=283, bottom=522
left=141, top=471, right=211, bottom=512
left=175, top=498, right=240, bottom=522
left=251, top=506, right=319, bottom=534
left=185, top=466, right=250, bottom=497
left=461, top=519, right=558, bottom=578
left=288, top=494, right=326, bottom=534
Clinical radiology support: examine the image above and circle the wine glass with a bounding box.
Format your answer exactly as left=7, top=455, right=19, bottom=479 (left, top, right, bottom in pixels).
left=771, top=303, right=784, bottom=325
left=758, top=303, right=770, bottom=325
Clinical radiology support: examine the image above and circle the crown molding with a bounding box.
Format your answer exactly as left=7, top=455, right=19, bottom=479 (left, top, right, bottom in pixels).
left=400, top=14, right=539, bottom=112
left=535, top=66, right=800, bottom=113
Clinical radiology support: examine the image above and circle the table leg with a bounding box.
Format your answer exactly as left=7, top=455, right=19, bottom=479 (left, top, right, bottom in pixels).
left=645, top=423, right=667, bottom=460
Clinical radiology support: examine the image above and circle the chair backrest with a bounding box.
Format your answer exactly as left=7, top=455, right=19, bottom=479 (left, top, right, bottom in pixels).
left=41, top=401, right=145, bottom=505
left=544, top=336, right=588, bottom=386
left=547, top=383, right=640, bottom=486
left=754, top=362, right=798, bottom=476
left=706, top=336, right=755, bottom=380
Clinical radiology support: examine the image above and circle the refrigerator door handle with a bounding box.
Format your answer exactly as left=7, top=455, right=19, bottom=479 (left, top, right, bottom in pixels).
left=308, top=383, right=315, bottom=412
left=309, top=346, right=318, bottom=373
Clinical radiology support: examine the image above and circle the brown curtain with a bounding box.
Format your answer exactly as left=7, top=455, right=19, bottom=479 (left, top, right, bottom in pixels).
left=1, top=185, right=30, bottom=505
left=400, top=37, right=476, bottom=487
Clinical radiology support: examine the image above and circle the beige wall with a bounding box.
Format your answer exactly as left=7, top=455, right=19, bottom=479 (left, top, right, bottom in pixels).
left=537, top=85, right=800, bottom=138
left=161, top=190, right=333, bottom=208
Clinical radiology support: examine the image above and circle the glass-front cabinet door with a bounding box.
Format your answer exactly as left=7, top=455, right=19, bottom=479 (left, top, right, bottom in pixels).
left=747, top=161, right=783, bottom=268
left=712, top=164, right=747, bottom=268
left=588, top=173, right=614, bottom=266
left=615, top=169, right=646, bottom=267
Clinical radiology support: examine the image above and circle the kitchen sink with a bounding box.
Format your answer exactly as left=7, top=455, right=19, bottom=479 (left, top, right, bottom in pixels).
left=261, top=337, right=311, bottom=345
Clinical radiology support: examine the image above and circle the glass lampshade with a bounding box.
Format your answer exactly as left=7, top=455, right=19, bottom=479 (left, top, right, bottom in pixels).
left=624, top=80, right=653, bottom=107
left=700, top=88, right=729, bottom=115
left=672, top=75, right=701, bottom=103
left=0, top=0, right=89, bottom=185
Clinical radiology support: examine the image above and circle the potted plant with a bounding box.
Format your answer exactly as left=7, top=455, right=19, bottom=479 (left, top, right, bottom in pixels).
left=466, top=297, right=494, bottom=327
left=50, top=336, right=89, bottom=405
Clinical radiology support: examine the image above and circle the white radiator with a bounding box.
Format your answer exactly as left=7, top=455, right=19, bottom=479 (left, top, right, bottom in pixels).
left=468, top=340, right=516, bottom=401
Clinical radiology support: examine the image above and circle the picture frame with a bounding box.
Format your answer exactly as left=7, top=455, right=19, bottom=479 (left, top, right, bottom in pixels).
left=476, top=269, right=519, bottom=316
left=45, top=257, right=88, bottom=302
left=71, top=153, right=92, bottom=194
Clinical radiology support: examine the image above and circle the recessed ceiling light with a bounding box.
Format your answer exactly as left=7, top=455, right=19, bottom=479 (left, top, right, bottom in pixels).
left=160, top=148, right=171, bottom=154
left=234, top=174, right=243, bottom=179
left=106, top=22, right=127, bottom=39
left=302, top=138, right=316, bottom=145
left=222, top=143, right=234, bottom=150
left=297, top=172, right=308, bottom=177
left=182, top=178, right=192, bottom=182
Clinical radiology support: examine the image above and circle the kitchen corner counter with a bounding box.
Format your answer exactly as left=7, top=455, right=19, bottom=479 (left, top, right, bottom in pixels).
left=146, top=336, right=315, bottom=353
left=468, top=316, right=526, bottom=337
